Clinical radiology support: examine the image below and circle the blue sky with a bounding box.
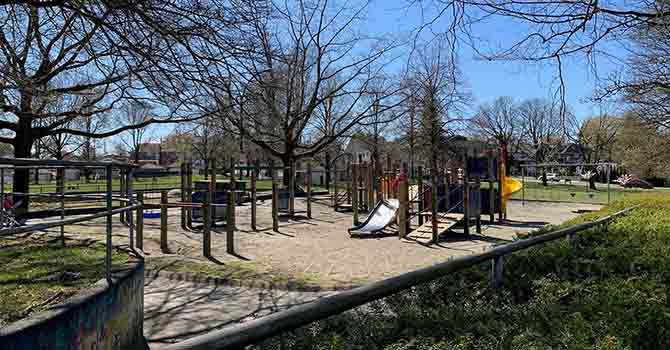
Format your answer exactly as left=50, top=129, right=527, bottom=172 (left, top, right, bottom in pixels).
left=361, top=0, right=626, bottom=119
left=145, top=0, right=627, bottom=145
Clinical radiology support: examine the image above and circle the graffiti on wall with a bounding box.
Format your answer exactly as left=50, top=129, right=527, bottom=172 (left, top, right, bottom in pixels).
left=1, top=262, right=145, bottom=350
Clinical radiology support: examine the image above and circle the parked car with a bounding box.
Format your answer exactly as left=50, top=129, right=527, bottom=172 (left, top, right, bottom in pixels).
left=537, top=173, right=561, bottom=182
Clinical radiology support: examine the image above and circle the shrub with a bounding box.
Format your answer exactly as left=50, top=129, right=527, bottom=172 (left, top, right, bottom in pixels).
left=255, top=193, right=670, bottom=350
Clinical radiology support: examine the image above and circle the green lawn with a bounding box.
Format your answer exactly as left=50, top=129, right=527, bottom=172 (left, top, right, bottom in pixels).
left=511, top=180, right=648, bottom=204
left=0, top=238, right=127, bottom=327
left=255, top=193, right=670, bottom=349
left=14, top=175, right=332, bottom=194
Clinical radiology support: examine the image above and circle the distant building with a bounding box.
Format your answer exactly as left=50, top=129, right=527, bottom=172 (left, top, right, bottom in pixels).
left=136, top=142, right=161, bottom=165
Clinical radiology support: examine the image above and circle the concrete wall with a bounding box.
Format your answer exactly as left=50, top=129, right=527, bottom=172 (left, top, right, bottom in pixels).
left=0, top=261, right=145, bottom=350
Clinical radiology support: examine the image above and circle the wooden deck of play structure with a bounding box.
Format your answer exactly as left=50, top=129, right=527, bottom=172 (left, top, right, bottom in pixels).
left=406, top=213, right=465, bottom=244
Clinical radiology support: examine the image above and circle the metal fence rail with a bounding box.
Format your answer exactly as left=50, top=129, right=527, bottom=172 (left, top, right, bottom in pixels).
left=0, top=159, right=140, bottom=282
left=165, top=205, right=638, bottom=350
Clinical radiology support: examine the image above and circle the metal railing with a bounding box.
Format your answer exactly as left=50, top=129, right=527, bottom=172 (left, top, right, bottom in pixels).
left=165, top=205, right=638, bottom=350
left=0, top=158, right=140, bottom=282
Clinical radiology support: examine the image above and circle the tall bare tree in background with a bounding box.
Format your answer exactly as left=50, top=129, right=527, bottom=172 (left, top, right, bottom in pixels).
left=518, top=98, right=564, bottom=185
left=355, top=73, right=399, bottom=179
left=419, top=1, right=670, bottom=128
left=185, top=114, right=229, bottom=178
left=119, top=102, right=153, bottom=164
left=411, top=38, right=469, bottom=181
left=398, top=79, right=420, bottom=178
left=217, top=0, right=402, bottom=196
left=471, top=96, right=519, bottom=173
left=570, top=113, right=620, bottom=165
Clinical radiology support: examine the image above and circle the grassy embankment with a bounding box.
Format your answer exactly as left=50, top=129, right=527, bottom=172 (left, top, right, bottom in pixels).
left=256, top=193, right=670, bottom=349
left=0, top=238, right=127, bottom=327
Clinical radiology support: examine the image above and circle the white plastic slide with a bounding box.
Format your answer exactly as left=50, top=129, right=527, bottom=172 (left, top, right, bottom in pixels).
left=348, top=199, right=399, bottom=235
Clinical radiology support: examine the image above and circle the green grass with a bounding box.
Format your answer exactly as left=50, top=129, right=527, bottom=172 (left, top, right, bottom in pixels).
left=13, top=175, right=331, bottom=194
left=0, top=238, right=127, bottom=327
left=255, top=193, right=670, bottom=349
left=511, top=180, right=648, bottom=204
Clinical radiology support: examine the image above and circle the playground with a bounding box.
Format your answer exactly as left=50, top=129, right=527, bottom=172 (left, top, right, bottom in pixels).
left=3, top=154, right=618, bottom=290
left=0, top=157, right=652, bottom=348
left=45, top=194, right=599, bottom=288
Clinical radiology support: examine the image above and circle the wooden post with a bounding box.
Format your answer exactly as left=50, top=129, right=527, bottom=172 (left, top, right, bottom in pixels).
left=271, top=162, right=279, bottom=232
left=417, top=166, right=424, bottom=225
left=160, top=190, right=168, bottom=253
left=181, top=163, right=187, bottom=229
left=498, top=155, right=504, bottom=223
left=306, top=162, right=312, bottom=219
left=352, top=163, right=359, bottom=225
left=187, top=162, right=193, bottom=229
left=606, top=164, right=611, bottom=204
left=444, top=168, right=450, bottom=212
left=333, top=165, right=339, bottom=211
left=521, top=165, right=526, bottom=206
left=136, top=192, right=144, bottom=250
left=488, top=154, right=495, bottom=222
left=491, top=256, right=504, bottom=288
left=226, top=188, right=235, bottom=254
left=251, top=164, right=257, bottom=230
left=368, top=163, right=375, bottom=209
left=289, top=162, right=295, bottom=217
left=119, top=170, right=126, bottom=223
left=346, top=161, right=351, bottom=205
left=225, top=160, right=235, bottom=254
left=57, top=167, right=65, bottom=246
left=398, top=177, right=409, bottom=239
left=126, top=169, right=134, bottom=249
left=226, top=158, right=235, bottom=225
left=203, top=161, right=213, bottom=257
left=105, top=166, right=113, bottom=282
left=475, top=178, right=482, bottom=234
left=463, top=158, right=470, bottom=236
left=431, top=170, right=438, bottom=243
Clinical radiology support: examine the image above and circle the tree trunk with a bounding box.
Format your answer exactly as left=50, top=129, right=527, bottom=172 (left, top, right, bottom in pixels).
left=13, top=130, right=33, bottom=219
left=589, top=176, right=597, bottom=190
left=281, top=158, right=290, bottom=187
left=541, top=171, right=548, bottom=187
left=203, top=158, right=209, bottom=180
left=324, top=152, right=331, bottom=190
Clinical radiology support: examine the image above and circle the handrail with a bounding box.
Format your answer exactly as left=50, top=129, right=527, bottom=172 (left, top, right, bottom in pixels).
left=0, top=200, right=141, bottom=237
left=165, top=205, right=638, bottom=350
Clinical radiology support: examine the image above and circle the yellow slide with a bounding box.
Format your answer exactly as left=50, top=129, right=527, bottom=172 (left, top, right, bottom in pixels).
left=500, top=163, right=523, bottom=213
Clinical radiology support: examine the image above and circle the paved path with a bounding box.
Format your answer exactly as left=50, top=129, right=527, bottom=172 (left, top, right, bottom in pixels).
left=143, top=275, right=328, bottom=349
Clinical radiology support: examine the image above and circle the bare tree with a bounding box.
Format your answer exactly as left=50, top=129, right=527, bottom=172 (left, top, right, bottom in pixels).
left=353, top=73, right=399, bottom=179
left=570, top=114, right=620, bottom=164
left=218, top=0, right=402, bottom=196
left=603, top=2, right=670, bottom=129
left=470, top=96, right=519, bottom=173
left=119, top=102, right=153, bottom=164
left=411, top=38, right=469, bottom=180
left=398, top=88, right=420, bottom=178
left=518, top=98, right=564, bottom=185
left=417, top=1, right=670, bottom=127
left=186, top=115, right=229, bottom=178
left=0, top=1, right=259, bottom=215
